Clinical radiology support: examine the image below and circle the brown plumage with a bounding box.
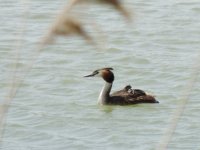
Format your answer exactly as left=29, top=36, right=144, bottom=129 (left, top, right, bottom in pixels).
left=109, top=85, right=157, bottom=105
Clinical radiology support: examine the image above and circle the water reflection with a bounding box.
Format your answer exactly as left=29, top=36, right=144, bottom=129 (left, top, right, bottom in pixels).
left=99, top=105, right=114, bottom=113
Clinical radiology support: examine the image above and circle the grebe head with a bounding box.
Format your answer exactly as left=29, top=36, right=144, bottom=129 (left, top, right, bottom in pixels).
left=84, top=67, right=114, bottom=83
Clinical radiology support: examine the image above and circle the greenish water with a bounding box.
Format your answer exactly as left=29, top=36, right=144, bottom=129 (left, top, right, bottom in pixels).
left=0, top=0, right=200, bottom=149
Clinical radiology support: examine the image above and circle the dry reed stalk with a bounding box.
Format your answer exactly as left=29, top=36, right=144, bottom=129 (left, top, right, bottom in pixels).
left=0, top=0, right=30, bottom=142
left=156, top=54, right=200, bottom=150
left=0, top=0, right=94, bottom=142
left=42, top=16, right=94, bottom=46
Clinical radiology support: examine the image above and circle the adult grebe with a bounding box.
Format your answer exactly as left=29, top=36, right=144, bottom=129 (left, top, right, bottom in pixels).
left=84, top=68, right=159, bottom=105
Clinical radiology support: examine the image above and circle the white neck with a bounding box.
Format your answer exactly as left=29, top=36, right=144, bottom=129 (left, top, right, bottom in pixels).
left=98, top=82, right=112, bottom=105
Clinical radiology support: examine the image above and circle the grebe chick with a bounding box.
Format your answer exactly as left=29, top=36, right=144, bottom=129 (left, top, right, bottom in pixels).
left=84, top=67, right=159, bottom=105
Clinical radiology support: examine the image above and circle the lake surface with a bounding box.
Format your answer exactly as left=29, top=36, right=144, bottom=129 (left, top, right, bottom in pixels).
left=0, top=0, right=200, bottom=149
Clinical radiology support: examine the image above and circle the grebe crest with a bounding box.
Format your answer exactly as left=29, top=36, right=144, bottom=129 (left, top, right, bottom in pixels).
left=84, top=68, right=159, bottom=105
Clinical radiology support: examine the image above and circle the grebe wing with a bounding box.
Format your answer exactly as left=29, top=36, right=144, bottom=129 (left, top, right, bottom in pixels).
left=109, top=94, right=158, bottom=105
left=131, top=89, right=146, bottom=97
left=126, top=94, right=158, bottom=103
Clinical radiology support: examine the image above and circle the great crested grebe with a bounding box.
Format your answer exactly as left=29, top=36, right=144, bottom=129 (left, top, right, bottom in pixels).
left=84, top=68, right=159, bottom=105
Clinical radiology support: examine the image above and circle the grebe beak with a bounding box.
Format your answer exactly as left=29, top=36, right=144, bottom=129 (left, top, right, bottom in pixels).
left=84, top=74, right=94, bottom=77
left=84, top=72, right=98, bottom=77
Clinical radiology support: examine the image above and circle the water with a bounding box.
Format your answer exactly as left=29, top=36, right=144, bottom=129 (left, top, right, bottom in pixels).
left=1, top=0, right=200, bottom=149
